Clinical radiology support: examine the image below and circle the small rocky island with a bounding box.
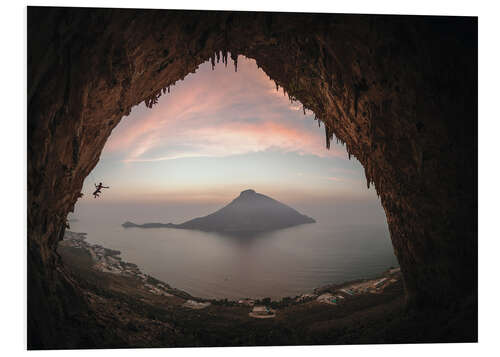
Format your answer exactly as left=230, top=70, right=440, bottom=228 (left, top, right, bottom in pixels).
left=123, top=189, right=315, bottom=233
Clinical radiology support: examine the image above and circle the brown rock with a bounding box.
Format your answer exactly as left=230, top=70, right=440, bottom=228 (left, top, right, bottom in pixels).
left=27, top=8, right=477, bottom=348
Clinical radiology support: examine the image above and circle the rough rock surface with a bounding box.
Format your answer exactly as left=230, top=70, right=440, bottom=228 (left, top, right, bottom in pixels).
left=28, top=7, right=477, bottom=348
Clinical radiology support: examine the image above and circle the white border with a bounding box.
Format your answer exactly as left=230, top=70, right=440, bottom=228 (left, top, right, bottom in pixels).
left=2, top=0, right=498, bottom=355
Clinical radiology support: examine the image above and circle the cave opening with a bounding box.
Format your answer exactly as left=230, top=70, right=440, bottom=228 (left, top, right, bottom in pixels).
left=65, top=53, right=398, bottom=301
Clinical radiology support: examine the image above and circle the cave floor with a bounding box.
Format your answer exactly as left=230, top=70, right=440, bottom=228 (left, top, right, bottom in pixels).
left=56, top=245, right=477, bottom=349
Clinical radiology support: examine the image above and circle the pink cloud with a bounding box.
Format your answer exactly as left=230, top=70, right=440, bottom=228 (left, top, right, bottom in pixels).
left=325, top=176, right=343, bottom=182
left=103, top=56, right=345, bottom=163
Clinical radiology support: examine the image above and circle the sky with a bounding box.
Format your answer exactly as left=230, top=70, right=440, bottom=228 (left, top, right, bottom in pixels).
left=75, top=55, right=384, bottom=223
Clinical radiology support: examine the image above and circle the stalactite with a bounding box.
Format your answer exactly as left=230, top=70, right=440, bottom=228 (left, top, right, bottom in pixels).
left=168, top=86, right=170, bottom=93
left=211, top=54, right=215, bottom=70
left=222, top=50, right=228, bottom=67
left=216, top=51, right=220, bottom=63
left=325, top=125, right=331, bottom=149
left=303, top=106, right=306, bottom=115
left=230, top=52, right=238, bottom=72
left=365, top=169, right=371, bottom=189
left=144, top=88, right=163, bottom=108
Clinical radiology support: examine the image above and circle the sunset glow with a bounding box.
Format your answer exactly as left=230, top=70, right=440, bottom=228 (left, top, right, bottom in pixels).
left=80, top=56, right=377, bottom=206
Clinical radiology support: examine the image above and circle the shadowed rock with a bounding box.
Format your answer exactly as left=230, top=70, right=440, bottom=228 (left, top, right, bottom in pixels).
left=28, top=8, right=477, bottom=348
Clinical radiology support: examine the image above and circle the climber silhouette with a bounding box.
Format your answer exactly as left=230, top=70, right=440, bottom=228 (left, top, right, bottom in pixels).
left=93, top=182, right=110, bottom=198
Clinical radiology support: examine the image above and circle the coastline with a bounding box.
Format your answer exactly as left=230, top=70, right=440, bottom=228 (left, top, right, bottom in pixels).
left=59, top=231, right=194, bottom=300
left=59, top=230, right=401, bottom=308
left=56, top=231, right=471, bottom=346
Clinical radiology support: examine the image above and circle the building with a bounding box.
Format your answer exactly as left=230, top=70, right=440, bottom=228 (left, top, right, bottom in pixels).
left=374, top=278, right=388, bottom=288
left=252, top=306, right=272, bottom=315
left=317, top=293, right=339, bottom=305
left=238, top=299, right=255, bottom=306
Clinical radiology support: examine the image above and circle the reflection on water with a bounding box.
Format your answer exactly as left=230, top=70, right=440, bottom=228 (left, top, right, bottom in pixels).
left=70, top=217, right=398, bottom=300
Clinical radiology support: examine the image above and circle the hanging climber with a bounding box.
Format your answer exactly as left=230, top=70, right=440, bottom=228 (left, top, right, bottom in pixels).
left=93, top=182, right=110, bottom=198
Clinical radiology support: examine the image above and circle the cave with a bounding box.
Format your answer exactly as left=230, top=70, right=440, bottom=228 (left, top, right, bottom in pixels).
left=27, top=7, right=477, bottom=348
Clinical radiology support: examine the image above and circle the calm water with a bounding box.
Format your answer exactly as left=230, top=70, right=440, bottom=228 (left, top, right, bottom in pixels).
left=69, top=208, right=398, bottom=300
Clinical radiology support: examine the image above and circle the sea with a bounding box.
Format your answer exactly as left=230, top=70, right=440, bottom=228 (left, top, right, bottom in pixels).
left=69, top=202, right=398, bottom=300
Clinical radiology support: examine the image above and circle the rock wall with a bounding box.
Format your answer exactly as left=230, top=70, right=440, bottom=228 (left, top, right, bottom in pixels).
left=27, top=7, right=477, bottom=347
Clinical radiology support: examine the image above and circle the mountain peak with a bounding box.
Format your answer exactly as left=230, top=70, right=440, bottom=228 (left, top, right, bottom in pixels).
left=239, top=189, right=256, bottom=196
left=178, top=190, right=315, bottom=233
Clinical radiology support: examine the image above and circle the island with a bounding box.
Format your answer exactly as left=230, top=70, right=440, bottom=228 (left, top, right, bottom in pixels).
left=122, top=221, right=176, bottom=228
left=122, top=189, right=315, bottom=233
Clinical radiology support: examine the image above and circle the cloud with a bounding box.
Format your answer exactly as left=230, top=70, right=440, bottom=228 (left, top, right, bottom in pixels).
left=103, top=56, right=345, bottom=163
left=325, top=176, right=343, bottom=182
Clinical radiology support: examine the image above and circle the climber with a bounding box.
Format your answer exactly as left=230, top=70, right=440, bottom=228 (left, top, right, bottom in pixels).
left=93, top=182, right=110, bottom=198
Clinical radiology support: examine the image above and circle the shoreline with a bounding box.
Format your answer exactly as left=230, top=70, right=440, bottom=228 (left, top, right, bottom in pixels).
left=59, top=230, right=401, bottom=308
left=59, top=231, right=194, bottom=300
